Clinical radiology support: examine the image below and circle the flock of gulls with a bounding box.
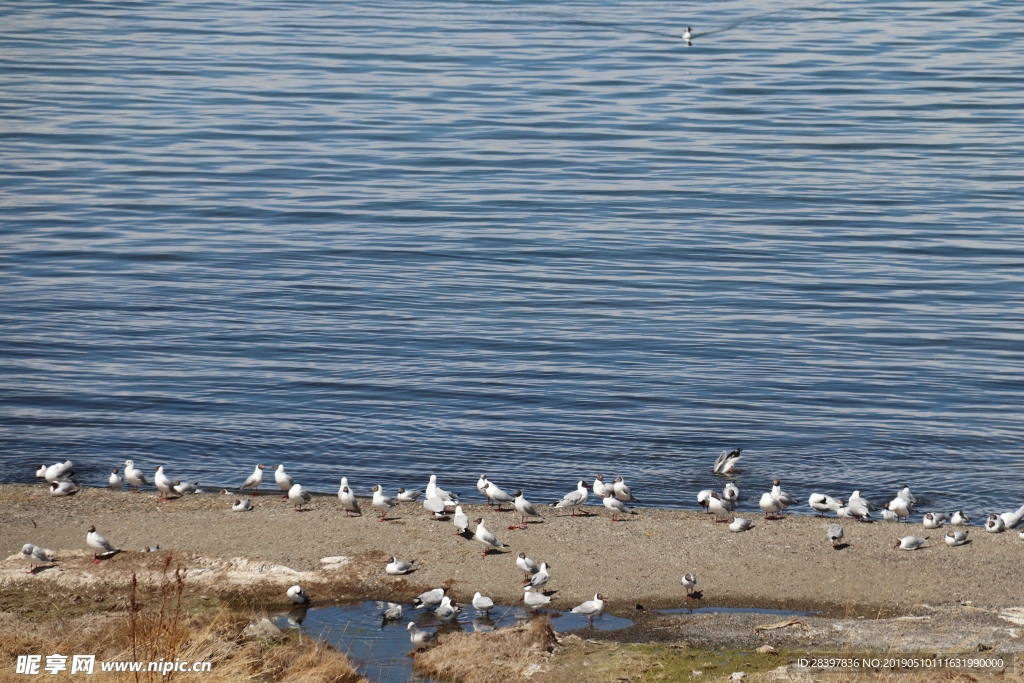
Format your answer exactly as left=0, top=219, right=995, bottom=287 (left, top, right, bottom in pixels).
left=21, top=449, right=1024, bottom=645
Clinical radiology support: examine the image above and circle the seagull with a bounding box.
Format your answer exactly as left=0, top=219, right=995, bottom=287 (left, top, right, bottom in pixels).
left=472, top=592, right=494, bottom=614
left=86, top=526, right=119, bottom=562
left=894, top=536, right=928, bottom=550
left=528, top=562, right=550, bottom=589
left=154, top=466, right=176, bottom=500
left=232, top=498, right=253, bottom=511
left=173, top=481, right=198, bottom=495
left=950, top=511, right=971, bottom=526
left=484, top=480, right=515, bottom=511
left=413, top=588, right=445, bottom=610
left=274, top=464, right=294, bottom=498
left=517, top=552, right=539, bottom=581
left=473, top=518, right=507, bottom=557
left=827, top=524, right=844, bottom=548
left=513, top=490, right=543, bottom=529
left=453, top=505, right=470, bottom=535
left=771, top=480, right=797, bottom=513
left=123, top=460, right=148, bottom=492
left=477, top=474, right=491, bottom=502
left=434, top=595, right=461, bottom=621
left=426, top=474, right=458, bottom=508
left=370, top=485, right=397, bottom=521
left=708, top=492, right=734, bottom=522
left=848, top=491, right=876, bottom=518
left=613, top=476, right=641, bottom=504
left=713, top=448, right=741, bottom=474
left=286, top=585, right=310, bottom=605
left=41, top=460, right=75, bottom=483
left=697, top=490, right=714, bottom=513
left=21, top=544, right=56, bottom=573
left=723, top=482, right=739, bottom=503
left=944, top=530, right=969, bottom=546
left=985, top=514, right=1005, bottom=533
left=240, top=464, right=266, bottom=496
left=593, top=474, right=613, bottom=497
left=998, top=504, right=1024, bottom=529
left=571, top=593, right=606, bottom=627
left=682, top=27, right=693, bottom=45
left=922, top=512, right=947, bottom=529
left=423, top=490, right=447, bottom=517
left=523, top=587, right=553, bottom=611
left=379, top=602, right=403, bottom=621
left=339, top=485, right=361, bottom=517
left=108, top=468, right=124, bottom=490
left=729, top=517, right=753, bottom=532
left=397, top=487, right=424, bottom=502
left=884, top=497, right=913, bottom=523
left=682, top=573, right=697, bottom=598
left=288, top=483, right=311, bottom=511
left=808, top=494, right=844, bottom=517
left=602, top=492, right=636, bottom=522
left=49, top=481, right=76, bottom=496
left=554, top=481, right=590, bottom=516
left=385, top=557, right=414, bottom=575
left=897, top=485, right=917, bottom=505
left=881, top=508, right=899, bottom=523
left=759, top=492, right=784, bottom=520
left=407, top=622, right=433, bottom=646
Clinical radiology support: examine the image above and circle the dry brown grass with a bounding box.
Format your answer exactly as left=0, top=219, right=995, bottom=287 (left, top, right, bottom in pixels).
left=412, top=616, right=559, bottom=683
left=0, top=555, right=367, bottom=683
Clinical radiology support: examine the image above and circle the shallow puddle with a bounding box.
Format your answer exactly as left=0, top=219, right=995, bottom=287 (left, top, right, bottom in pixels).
left=658, top=606, right=817, bottom=616
left=274, top=600, right=634, bottom=683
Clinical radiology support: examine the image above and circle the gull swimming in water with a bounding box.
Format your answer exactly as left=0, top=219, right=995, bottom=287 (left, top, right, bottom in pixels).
left=571, top=594, right=606, bottom=627
left=379, top=602, right=403, bottom=621
left=339, top=484, right=361, bottom=517
left=554, top=481, right=590, bottom=516
left=613, top=477, right=640, bottom=504
left=682, top=27, right=693, bottom=45
left=729, top=517, right=753, bottom=532
left=240, top=464, right=266, bottom=496
left=385, top=557, right=414, bottom=575
left=154, top=466, right=176, bottom=500
left=949, top=511, right=971, bottom=526
left=894, top=536, right=928, bottom=550
left=370, top=485, right=397, bottom=521
left=288, top=483, right=312, bottom=511
left=287, top=585, right=310, bottom=604
left=21, top=544, right=57, bottom=573
left=453, top=505, right=469, bottom=534
left=124, top=460, right=148, bottom=492
left=232, top=498, right=253, bottom=511
left=513, top=490, right=543, bottom=529
left=827, top=524, right=844, bottom=548
left=523, top=587, right=553, bottom=611
left=808, top=493, right=844, bottom=517
left=984, top=514, right=1005, bottom=533
left=49, top=481, right=76, bottom=496
left=681, top=573, right=697, bottom=598
left=108, top=468, right=124, bottom=490
left=713, top=448, right=741, bottom=474
left=944, top=530, right=969, bottom=546
left=413, top=588, right=445, bottom=610
left=473, top=518, right=507, bottom=557
left=472, top=592, right=494, bottom=614
left=86, top=526, right=119, bottom=562
left=274, top=464, right=294, bottom=498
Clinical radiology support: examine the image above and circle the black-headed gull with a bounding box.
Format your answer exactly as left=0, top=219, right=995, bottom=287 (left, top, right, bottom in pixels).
left=413, top=588, right=445, bottom=610
left=274, top=464, right=294, bottom=498
left=758, top=492, right=783, bottom=520
left=922, top=512, right=947, bottom=529
left=484, top=480, right=515, bottom=511
left=571, top=594, right=606, bottom=627
left=602, top=492, right=636, bottom=522
left=397, top=487, right=423, bottom=502
left=884, top=497, right=912, bottom=522
left=86, top=526, right=119, bottom=562
left=288, top=483, right=311, bottom=511
left=124, top=460, right=148, bottom=491
left=827, top=524, right=844, bottom=548
left=613, top=476, right=640, bottom=504
left=713, top=449, right=742, bottom=474
left=473, top=518, right=507, bottom=557
left=848, top=491, right=875, bottom=520
left=21, top=544, right=57, bottom=573
left=723, top=482, right=739, bottom=503
left=154, top=466, right=175, bottom=500
left=697, top=489, right=714, bottom=513
left=379, top=602, right=403, bottom=620
left=593, top=474, right=612, bottom=497
left=232, top=498, right=253, bottom=511
left=477, top=474, right=490, bottom=502
left=472, top=592, right=494, bottom=613
left=369, top=485, right=396, bottom=521
left=950, top=511, right=971, bottom=526
left=513, top=490, right=543, bottom=529
left=527, top=562, right=550, bottom=589
left=894, top=536, right=928, bottom=550
left=554, top=481, right=590, bottom=516
left=944, top=530, right=969, bottom=546
left=108, top=467, right=123, bottom=490
left=683, top=27, right=693, bottom=44
left=241, top=464, right=266, bottom=496
left=897, top=485, right=917, bottom=505
left=517, top=552, right=539, bottom=581
left=287, top=585, right=310, bottom=604
left=682, top=574, right=697, bottom=598
left=339, top=485, right=361, bottom=517
left=771, top=480, right=797, bottom=512
left=984, top=514, right=1005, bottom=533
left=407, top=622, right=433, bottom=646
left=729, top=517, right=753, bottom=532
left=998, top=504, right=1024, bottom=529
left=523, top=587, right=553, bottom=610
left=434, top=595, right=461, bottom=621
left=173, top=481, right=198, bottom=495
left=453, top=505, right=469, bottom=535
left=424, top=490, right=446, bottom=517
left=385, top=557, right=414, bottom=575
left=808, top=493, right=844, bottom=517
left=708, top=492, right=734, bottom=522
left=39, top=460, right=75, bottom=483
left=426, top=474, right=458, bottom=508
left=49, top=481, right=76, bottom=496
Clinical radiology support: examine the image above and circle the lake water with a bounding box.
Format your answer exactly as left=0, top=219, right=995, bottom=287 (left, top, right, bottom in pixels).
left=2, top=0, right=1023, bottom=519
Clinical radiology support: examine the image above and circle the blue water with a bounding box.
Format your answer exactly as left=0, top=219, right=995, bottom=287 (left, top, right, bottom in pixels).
left=2, top=0, right=1023, bottom=518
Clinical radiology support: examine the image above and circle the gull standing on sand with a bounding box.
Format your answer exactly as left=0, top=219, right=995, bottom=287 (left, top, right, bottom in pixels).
left=613, top=476, right=640, bottom=503
left=108, top=468, right=123, bottom=489
left=808, top=493, right=844, bottom=517
left=370, top=485, right=397, bottom=521
left=339, top=484, right=361, bottom=517
left=423, top=490, right=446, bottom=517
left=124, top=460, right=148, bottom=491
left=571, top=594, right=606, bottom=627
left=524, top=587, right=553, bottom=610
left=86, top=526, right=119, bottom=562
left=49, top=481, right=76, bottom=496
left=848, top=491, right=875, bottom=519
left=950, top=511, right=971, bottom=526
left=884, top=496, right=913, bottom=523
left=477, top=474, right=490, bottom=502
left=998, top=504, right=1024, bottom=529
left=287, top=585, right=310, bottom=604
left=426, top=474, right=458, bottom=508
left=698, top=489, right=714, bottom=513
left=154, top=466, right=175, bottom=500
left=922, top=513, right=946, bottom=529
left=173, top=481, right=198, bottom=495
left=771, top=479, right=797, bottom=513
left=473, top=518, right=507, bottom=557
left=274, top=465, right=294, bottom=498
left=232, top=498, right=253, bottom=511
left=682, top=574, right=697, bottom=598
left=723, top=482, right=739, bottom=503
left=288, top=483, right=312, bottom=511
left=517, top=552, right=539, bottom=581
left=21, top=544, right=56, bottom=573
left=472, top=592, right=494, bottom=614
left=894, top=536, right=928, bottom=550
left=713, top=449, right=742, bottom=474
left=241, top=464, right=266, bottom=496
left=729, top=517, right=753, bottom=532
left=453, top=505, right=469, bottom=534
left=397, top=487, right=423, bottom=502
left=513, top=490, right=543, bottom=529
left=985, top=514, right=1005, bottom=533
left=554, top=481, right=590, bottom=516
left=413, top=588, right=445, bottom=610
left=385, top=557, right=414, bottom=575
left=528, top=562, right=550, bottom=589
left=709, top=492, right=735, bottom=522
left=484, top=480, right=515, bottom=511
left=407, top=622, right=433, bottom=646
left=602, top=492, right=636, bottom=522
left=759, top=491, right=784, bottom=520
left=593, top=474, right=613, bottom=497
left=945, top=530, right=969, bottom=546
left=827, top=524, right=844, bottom=548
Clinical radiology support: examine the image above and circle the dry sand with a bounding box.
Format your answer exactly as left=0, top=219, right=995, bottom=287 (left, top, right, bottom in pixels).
left=3, top=483, right=1022, bottom=617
